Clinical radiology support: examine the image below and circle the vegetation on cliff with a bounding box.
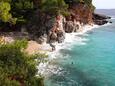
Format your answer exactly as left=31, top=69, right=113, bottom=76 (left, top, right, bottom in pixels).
left=0, top=0, right=94, bottom=26
left=0, top=40, right=47, bottom=86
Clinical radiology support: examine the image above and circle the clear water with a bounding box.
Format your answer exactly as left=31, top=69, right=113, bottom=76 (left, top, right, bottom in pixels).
left=45, top=18, right=115, bottom=86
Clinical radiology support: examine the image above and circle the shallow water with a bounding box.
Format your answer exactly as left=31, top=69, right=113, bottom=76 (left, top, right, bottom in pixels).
left=44, top=18, right=115, bottom=86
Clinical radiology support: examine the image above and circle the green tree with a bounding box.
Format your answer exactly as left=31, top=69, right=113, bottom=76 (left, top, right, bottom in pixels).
left=0, top=40, right=47, bottom=86
left=0, top=1, right=17, bottom=24
left=11, top=0, right=34, bottom=24
left=41, top=0, right=68, bottom=15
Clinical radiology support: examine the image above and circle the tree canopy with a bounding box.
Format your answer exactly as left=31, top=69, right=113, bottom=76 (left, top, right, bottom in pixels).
left=0, top=1, right=17, bottom=24
left=0, top=0, right=94, bottom=25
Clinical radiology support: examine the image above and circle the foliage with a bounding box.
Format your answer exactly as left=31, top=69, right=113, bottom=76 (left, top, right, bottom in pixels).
left=41, top=0, right=68, bottom=15
left=11, top=0, right=34, bottom=25
left=0, top=40, right=47, bottom=86
left=0, top=0, right=34, bottom=25
left=0, top=1, right=17, bottom=24
left=12, top=0, right=34, bottom=10
left=0, top=0, right=94, bottom=25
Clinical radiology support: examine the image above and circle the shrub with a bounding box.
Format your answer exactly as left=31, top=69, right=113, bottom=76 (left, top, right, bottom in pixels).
left=0, top=40, right=47, bottom=86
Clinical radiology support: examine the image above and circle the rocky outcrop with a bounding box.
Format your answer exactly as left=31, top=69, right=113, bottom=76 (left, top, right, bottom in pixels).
left=93, top=13, right=111, bottom=25
left=48, top=15, right=65, bottom=43
left=27, top=2, right=94, bottom=44
left=93, top=20, right=108, bottom=25
left=63, top=2, right=93, bottom=33
left=65, top=20, right=80, bottom=33
left=93, top=13, right=111, bottom=20
left=28, top=11, right=66, bottom=44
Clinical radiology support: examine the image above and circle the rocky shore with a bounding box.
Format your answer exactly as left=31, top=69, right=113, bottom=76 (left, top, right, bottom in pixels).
left=93, top=13, right=111, bottom=25
left=0, top=14, right=111, bottom=54
left=0, top=2, right=111, bottom=54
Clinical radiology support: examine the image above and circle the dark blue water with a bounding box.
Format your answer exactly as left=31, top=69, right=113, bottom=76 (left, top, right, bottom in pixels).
left=45, top=18, right=115, bottom=86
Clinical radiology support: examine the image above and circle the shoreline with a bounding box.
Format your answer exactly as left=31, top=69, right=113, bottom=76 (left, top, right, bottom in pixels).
left=37, top=22, right=113, bottom=77
left=0, top=23, right=111, bottom=77
left=37, top=24, right=99, bottom=76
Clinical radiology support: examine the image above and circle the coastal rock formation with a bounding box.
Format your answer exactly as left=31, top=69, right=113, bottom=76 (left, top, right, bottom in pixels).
left=93, top=13, right=111, bottom=20
left=48, top=15, right=65, bottom=43
left=65, top=20, right=80, bottom=33
left=93, top=13, right=111, bottom=25
left=28, top=11, right=65, bottom=44
left=68, top=3, right=93, bottom=25
left=64, top=2, right=93, bottom=33
left=27, top=2, right=94, bottom=44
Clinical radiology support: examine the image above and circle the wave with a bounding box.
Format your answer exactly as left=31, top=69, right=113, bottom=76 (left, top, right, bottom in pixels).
left=37, top=24, right=98, bottom=76
left=111, top=17, right=115, bottom=19
left=37, top=23, right=112, bottom=77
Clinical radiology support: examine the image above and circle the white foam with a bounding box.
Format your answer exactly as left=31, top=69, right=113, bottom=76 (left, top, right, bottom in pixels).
left=37, top=24, right=98, bottom=76
left=37, top=21, right=114, bottom=77
left=102, top=22, right=112, bottom=26
left=37, top=62, right=64, bottom=77
left=111, top=17, right=115, bottom=19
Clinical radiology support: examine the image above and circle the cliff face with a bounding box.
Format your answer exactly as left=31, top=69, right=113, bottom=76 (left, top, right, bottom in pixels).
left=28, top=2, right=94, bottom=44
left=67, top=3, right=93, bottom=24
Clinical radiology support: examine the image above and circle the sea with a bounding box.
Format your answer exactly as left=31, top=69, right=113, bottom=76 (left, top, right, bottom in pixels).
left=43, top=9, right=115, bottom=86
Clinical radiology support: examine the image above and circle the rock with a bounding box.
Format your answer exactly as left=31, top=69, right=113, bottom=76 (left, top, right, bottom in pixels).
left=109, top=21, right=112, bottom=23
left=93, top=13, right=111, bottom=20
left=49, top=32, right=57, bottom=43
left=73, top=21, right=81, bottom=32
left=93, top=13, right=111, bottom=25
left=94, top=20, right=108, bottom=25
left=65, top=21, right=74, bottom=33
left=64, top=20, right=81, bottom=33
left=57, top=30, right=65, bottom=43
left=49, top=43, right=56, bottom=51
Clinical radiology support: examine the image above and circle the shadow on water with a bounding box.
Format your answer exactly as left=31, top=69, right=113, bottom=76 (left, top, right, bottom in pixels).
left=49, top=64, right=100, bottom=86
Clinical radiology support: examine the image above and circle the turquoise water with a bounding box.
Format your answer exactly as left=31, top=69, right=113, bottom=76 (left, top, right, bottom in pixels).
left=45, top=18, right=115, bottom=86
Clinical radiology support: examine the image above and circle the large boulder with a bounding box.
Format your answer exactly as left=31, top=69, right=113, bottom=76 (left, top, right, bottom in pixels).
left=93, top=13, right=111, bottom=20
left=49, top=32, right=57, bottom=43
left=93, top=13, right=111, bottom=25
left=64, top=20, right=80, bottom=33
left=94, top=20, right=108, bottom=25
left=65, top=21, right=74, bottom=33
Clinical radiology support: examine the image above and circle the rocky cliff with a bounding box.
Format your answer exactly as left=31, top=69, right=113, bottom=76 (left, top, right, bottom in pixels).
left=26, top=0, right=112, bottom=51
left=27, top=1, right=94, bottom=46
